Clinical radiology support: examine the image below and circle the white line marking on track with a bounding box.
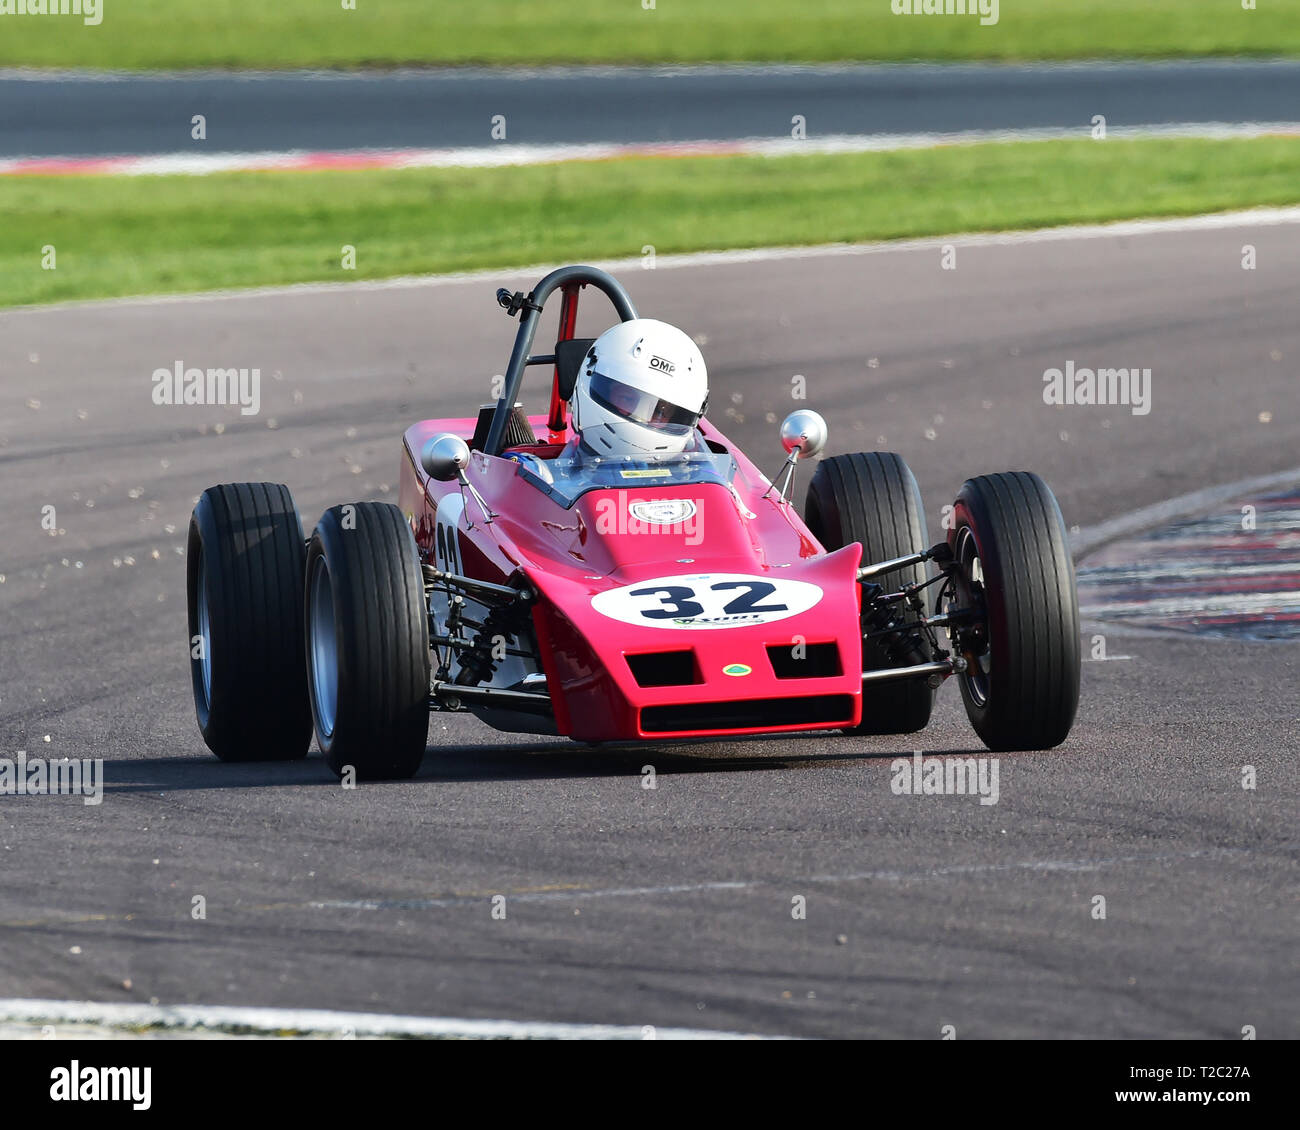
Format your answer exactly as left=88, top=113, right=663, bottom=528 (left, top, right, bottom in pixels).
left=306, top=849, right=1248, bottom=914
left=6, top=206, right=1300, bottom=316
left=312, top=879, right=753, bottom=911
left=5, top=123, right=1298, bottom=177
left=806, top=849, right=1248, bottom=884
left=0, top=999, right=765, bottom=1040
left=1071, top=465, right=1300, bottom=559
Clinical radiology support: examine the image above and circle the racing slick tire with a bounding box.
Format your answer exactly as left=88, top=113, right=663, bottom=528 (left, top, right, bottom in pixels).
left=186, top=482, right=312, bottom=762
left=947, top=472, right=1080, bottom=751
left=305, top=502, right=430, bottom=780
left=804, top=452, right=934, bottom=735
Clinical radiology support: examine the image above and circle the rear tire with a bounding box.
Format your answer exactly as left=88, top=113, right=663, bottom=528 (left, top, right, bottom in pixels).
left=947, top=472, right=1080, bottom=751
left=305, top=502, right=431, bottom=780
left=186, top=482, right=312, bottom=762
left=805, top=452, right=934, bottom=735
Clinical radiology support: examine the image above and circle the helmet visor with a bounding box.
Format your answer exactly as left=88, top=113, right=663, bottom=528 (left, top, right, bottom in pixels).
left=588, top=372, right=701, bottom=436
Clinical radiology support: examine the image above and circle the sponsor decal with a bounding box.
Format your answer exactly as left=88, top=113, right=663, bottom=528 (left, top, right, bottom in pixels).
left=649, top=355, right=676, bottom=375
left=619, top=468, right=673, bottom=479
left=591, top=572, right=823, bottom=630
left=722, top=663, right=752, bottom=677
left=628, top=498, right=698, bottom=526
left=595, top=493, right=701, bottom=544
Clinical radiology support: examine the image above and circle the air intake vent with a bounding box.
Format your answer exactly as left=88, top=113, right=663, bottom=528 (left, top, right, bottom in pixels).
left=471, top=403, right=537, bottom=451
left=767, top=642, right=842, bottom=679
left=626, top=650, right=699, bottom=688
left=641, top=695, right=854, bottom=733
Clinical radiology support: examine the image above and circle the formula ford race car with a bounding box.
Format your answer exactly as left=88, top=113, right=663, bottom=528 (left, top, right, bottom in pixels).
left=186, top=266, right=1081, bottom=779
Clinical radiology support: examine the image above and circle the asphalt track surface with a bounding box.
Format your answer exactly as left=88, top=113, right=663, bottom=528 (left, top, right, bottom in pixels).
left=3, top=60, right=1300, bottom=157
left=1, top=218, right=1297, bottom=1038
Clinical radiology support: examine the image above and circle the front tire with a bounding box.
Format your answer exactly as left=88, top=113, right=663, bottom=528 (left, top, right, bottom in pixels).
left=805, top=452, right=934, bottom=735
left=305, top=502, right=431, bottom=780
left=947, top=472, right=1080, bottom=751
left=186, top=482, right=312, bottom=761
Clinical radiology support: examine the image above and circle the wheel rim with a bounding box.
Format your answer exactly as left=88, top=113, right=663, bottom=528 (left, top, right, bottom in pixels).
left=197, top=551, right=213, bottom=708
left=309, top=556, right=339, bottom=739
left=951, top=526, right=992, bottom=708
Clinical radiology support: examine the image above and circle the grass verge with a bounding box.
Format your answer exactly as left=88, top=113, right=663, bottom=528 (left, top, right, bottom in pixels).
left=3, top=136, right=1298, bottom=307
left=1, top=0, right=1298, bottom=68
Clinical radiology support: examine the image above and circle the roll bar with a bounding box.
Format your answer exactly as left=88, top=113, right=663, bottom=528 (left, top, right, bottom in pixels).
left=483, top=265, right=638, bottom=456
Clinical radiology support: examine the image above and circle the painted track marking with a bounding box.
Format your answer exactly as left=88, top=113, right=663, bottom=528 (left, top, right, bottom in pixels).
left=0, top=999, right=765, bottom=1040
left=4, top=122, right=1299, bottom=177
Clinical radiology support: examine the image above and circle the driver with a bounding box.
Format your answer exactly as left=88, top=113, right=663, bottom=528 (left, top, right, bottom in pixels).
left=569, top=319, right=709, bottom=455
left=505, top=319, right=709, bottom=484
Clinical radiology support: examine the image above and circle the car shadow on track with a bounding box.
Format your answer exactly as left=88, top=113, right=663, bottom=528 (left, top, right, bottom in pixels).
left=418, top=735, right=912, bottom=783
left=102, top=733, right=952, bottom=792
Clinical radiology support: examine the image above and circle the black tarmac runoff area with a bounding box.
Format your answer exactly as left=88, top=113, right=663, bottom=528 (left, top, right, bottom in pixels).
left=2, top=59, right=1299, bottom=157
left=0, top=216, right=1297, bottom=1037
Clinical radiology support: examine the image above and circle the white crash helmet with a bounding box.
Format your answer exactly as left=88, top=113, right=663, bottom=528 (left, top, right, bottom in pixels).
left=571, top=318, right=708, bottom=455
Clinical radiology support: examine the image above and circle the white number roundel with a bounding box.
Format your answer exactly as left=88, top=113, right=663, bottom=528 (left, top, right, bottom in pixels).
left=591, top=572, right=823, bottom=630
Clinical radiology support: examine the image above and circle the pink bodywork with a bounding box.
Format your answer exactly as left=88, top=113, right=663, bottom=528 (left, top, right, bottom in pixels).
left=399, top=414, right=866, bottom=742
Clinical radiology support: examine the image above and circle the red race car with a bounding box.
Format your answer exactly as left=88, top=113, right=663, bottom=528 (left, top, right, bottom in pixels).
left=186, top=266, right=1080, bottom=779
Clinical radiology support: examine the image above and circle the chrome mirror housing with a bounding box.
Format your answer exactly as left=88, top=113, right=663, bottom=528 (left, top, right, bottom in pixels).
left=779, top=409, right=828, bottom=458
left=420, top=433, right=471, bottom=482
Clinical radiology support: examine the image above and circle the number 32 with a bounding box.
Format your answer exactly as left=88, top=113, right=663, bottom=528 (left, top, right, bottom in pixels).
left=628, top=581, right=788, bottom=620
